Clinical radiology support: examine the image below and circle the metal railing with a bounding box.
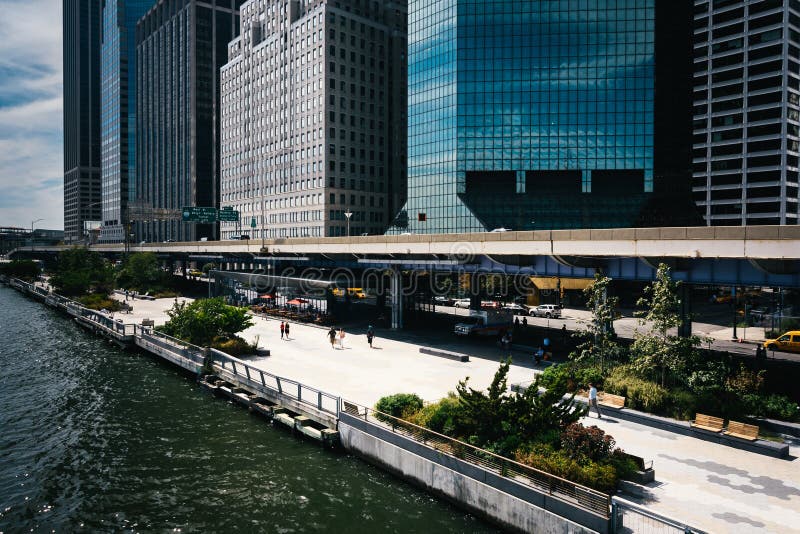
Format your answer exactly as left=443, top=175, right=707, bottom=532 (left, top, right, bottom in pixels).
left=135, top=325, right=207, bottom=365
left=210, top=349, right=340, bottom=416
left=612, top=497, right=707, bottom=533
left=339, top=399, right=611, bottom=518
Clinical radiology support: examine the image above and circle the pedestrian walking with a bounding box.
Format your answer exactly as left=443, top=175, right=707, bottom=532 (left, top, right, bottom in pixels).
left=534, top=345, right=544, bottom=366
left=588, top=383, right=602, bottom=419
left=561, top=324, right=567, bottom=344
left=280, top=321, right=285, bottom=339
left=284, top=322, right=291, bottom=340
left=328, top=327, right=337, bottom=348
left=522, top=317, right=528, bottom=327
left=367, top=326, right=374, bottom=348
left=338, top=328, right=346, bottom=349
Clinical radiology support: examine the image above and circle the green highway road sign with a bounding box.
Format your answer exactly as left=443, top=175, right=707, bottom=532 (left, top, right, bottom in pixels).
left=182, top=206, right=218, bottom=223
left=219, top=209, right=240, bottom=222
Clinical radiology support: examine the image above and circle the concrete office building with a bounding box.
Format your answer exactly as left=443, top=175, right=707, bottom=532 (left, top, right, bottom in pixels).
left=219, top=0, right=407, bottom=239
left=692, top=0, right=800, bottom=225
left=391, top=0, right=695, bottom=234
left=99, top=0, right=155, bottom=243
left=136, top=0, right=243, bottom=242
left=63, top=0, right=103, bottom=243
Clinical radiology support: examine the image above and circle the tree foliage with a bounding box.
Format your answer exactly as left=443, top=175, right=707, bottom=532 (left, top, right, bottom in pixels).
left=158, top=297, right=254, bottom=346
left=49, top=248, right=114, bottom=296
left=632, top=263, right=703, bottom=387
left=570, top=273, right=623, bottom=374
left=116, top=252, right=165, bottom=292
left=453, top=359, right=586, bottom=455
left=0, top=260, right=40, bottom=281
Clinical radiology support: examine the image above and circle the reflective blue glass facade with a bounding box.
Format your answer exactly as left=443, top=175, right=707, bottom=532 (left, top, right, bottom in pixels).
left=396, top=0, right=688, bottom=233
left=100, top=0, right=154, bottom=242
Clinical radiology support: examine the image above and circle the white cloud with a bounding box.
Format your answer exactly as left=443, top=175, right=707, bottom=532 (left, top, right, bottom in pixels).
left=0, top=0, right=63, bottom=230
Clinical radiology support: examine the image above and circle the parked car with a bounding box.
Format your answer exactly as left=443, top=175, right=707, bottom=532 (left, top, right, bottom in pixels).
left=433, top=296, right=455, bottom=306
left=529, top=304, right=561, bottom=318
left=481, top=300, right=500, bottom=309
left=763, top=331, right=800, bottom=353
left=502, top=303, right=527, bottom=313
left=453, top=298, right=471, bottom=308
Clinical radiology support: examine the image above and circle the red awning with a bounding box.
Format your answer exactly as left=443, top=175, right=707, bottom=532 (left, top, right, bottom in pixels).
left=257, top=294, right=274, bottom=299
left=287, top=299, right=305, bottom=305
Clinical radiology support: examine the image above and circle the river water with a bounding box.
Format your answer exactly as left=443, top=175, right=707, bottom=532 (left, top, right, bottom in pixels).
left=0, top=286, right=497, bottom=533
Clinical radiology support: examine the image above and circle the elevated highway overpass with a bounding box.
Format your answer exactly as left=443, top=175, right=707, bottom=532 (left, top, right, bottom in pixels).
left=12, top=225, right=800, bottom=287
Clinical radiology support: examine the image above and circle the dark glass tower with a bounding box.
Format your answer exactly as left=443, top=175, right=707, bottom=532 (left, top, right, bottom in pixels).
left=99, top=0, right=154, bottom=243
left=136, top=0, right=243, bottom=242
left=63, top=0, right=103, bottom=243
left=393, top=0, right=694, bottom=233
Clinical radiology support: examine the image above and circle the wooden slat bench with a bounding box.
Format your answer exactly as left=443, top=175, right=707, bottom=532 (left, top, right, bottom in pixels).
left=691, top=413, right=724, bottom=433
left=724, top=420, right=759, bottom=441
left=598, top=393, right=626, bottom=409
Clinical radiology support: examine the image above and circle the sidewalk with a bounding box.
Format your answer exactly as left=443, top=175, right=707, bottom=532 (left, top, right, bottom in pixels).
left=110, top=296, right=800, bottom=532
left=237, top=318, right=799, bottom=534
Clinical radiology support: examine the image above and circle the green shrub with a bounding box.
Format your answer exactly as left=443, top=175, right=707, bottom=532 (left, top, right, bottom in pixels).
left=540, top=363, right=604, bottom=392
left=407, top=393, right=460, bottom=435
left=516, top=445, right=618, bottom=494
left=78, top=293, right=124, bottom=311
left=561, top=423, right=615, bottom=462
left=604, top=367, right=669, bottom=414
left=211, top=336, right=257, bottom=357
left=374, top=393, right=424, bottom=422
left=669, top=388, right=698, bottom=421
left=743, top=393, right=800, bottom=422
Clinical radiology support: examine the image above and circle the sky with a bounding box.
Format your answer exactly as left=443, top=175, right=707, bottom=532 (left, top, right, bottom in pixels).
left=0, top=0, right=64, bottom=231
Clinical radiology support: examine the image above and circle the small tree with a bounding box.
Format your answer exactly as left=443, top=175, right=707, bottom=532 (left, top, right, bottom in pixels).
left=570, top=272, right=623, bottom=374
left=116, top=252, right=164, bottom=291
left=632, top=263, right=701, bottom=387
left=50, top=248, right=114, bottom=296
left=158, top=297, right=254, bottom=346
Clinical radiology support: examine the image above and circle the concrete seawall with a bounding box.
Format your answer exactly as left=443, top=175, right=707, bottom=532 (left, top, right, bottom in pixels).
left=338, top=413, right=605, bottom=534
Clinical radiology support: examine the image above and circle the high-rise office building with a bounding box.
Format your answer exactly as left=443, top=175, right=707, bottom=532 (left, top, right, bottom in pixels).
left=219, top=0, right=407, bottom=239
left=392, top=0, right=694, bottom=234
left=99, top=0, right=154, bottom=243
left=136, top=0, right=243, bottom=242
left=692, top=0, right=800, bottom=225
left=63, top=0, right=103, bottom=243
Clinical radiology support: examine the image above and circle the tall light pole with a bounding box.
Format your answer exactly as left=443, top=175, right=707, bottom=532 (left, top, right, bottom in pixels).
left=30, top=218, right=43, bottom=247
left=344, top=211, right=353, bottom=237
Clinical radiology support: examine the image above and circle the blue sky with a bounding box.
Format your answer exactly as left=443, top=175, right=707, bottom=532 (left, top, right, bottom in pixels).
left=0, top=0, right=64, bottom=231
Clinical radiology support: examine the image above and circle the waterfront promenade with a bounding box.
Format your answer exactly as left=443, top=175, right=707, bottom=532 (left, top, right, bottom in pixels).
left=116, top=296, right=800, bottom=533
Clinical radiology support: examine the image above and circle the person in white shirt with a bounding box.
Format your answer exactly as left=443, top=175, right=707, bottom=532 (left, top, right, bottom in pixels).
left=588, top=383, right=602, bottom=419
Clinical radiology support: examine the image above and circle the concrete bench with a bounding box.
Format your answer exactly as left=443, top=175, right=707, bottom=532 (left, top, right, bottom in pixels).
left=419, top=347, right=469, bottom=362
left=725, top=420, right=759, bottom=441
left=598, top=393, right=626, bottom=409
left=691, top=413, right=724, bottom=433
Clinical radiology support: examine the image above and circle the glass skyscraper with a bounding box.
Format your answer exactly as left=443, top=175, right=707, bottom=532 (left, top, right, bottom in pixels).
left=136, top=0, right=243, bottom=242
left=393, top=0, right=693, bottom=233
left=63, top=0, right=103, bottom=243
left=100, top=0, right=154, bottom=243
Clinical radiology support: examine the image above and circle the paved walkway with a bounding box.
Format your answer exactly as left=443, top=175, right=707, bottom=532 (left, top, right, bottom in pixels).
left=110, top=296, right=800, bottom=532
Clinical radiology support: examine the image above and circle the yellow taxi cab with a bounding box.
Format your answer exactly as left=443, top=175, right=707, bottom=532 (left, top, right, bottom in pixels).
left=763, top=331, right=800, bottom=353
left=332, top=287, right=366, bottom=298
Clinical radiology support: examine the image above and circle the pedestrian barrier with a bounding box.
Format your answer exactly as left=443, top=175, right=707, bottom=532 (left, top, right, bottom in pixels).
left=339, top=399, right=612, bottom=519
left=611, top=497, right=707, bottom=533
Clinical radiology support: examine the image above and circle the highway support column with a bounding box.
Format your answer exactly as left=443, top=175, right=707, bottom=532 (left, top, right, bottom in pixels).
left=390, top=266, right=403, bottom=330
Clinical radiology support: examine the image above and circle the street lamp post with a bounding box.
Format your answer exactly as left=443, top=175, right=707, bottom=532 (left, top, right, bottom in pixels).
left=30, top=218, right=43, bottom=247
left=344, top=211, right=353, bottom=237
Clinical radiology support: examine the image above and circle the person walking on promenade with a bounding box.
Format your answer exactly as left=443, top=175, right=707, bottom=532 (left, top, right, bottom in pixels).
left=280, top=321, right=285, bottom=340
left=328, top=327, right=337, bottom=349
left=284, top=322, right=291, bottom=340
left=338, top=328, right=346, bottom=349
left=534, top=346, right=544, bottom=366
left=366, top=326, right=374, bottom=348
left=588, top=383, right=602, bottom=419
